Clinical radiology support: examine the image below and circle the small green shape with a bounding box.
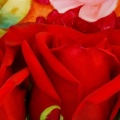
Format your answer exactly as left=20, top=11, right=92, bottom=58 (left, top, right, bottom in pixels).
left=60, top=114, right=64, bottom=120
left=40, top=105, right=62, bottom=120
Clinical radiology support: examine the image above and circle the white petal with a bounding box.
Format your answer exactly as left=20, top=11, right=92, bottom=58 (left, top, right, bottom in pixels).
left=79, top=0, right=118, bottom=22
left=50, top=0, right=84, bottom=13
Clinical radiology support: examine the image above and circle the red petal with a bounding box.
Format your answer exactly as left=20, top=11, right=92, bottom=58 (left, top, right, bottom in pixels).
left=0, top=68, right=29, bottom=120
left=0, top=67, right=29, bottom=104
left=73, top=74, right=120, bottom=120
left=36, top=32, right=81, bottom=119
left=34, top=0, right=50, bottom=4
left=22, top=40, right=61, bottom=120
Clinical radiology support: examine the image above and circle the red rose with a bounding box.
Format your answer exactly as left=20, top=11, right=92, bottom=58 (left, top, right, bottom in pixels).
left=0, top=23, right=120, bottom=120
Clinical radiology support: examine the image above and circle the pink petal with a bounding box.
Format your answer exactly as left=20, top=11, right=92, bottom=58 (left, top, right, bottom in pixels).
left=78, top=0, right=104, bottom=4
left=50, top=0, right=84, bottom=13
left=79, top=0, right=118, bottom=22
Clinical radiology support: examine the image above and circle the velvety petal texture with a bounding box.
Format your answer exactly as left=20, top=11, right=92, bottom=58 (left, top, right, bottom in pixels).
left=0, top=23, right=120, bottom=120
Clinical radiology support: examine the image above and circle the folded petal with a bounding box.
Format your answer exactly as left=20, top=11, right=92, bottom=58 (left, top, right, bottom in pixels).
left=0, top=67, right=29, bottom=105
left=73, top=74, right=120, bottom=120
left=36, top=32, right=81, bottom=120
left=22, top=40, right=61, bottom=120
left=79, top=0, right=118, bottom=22
left=0, top=68, right=30, bottom=120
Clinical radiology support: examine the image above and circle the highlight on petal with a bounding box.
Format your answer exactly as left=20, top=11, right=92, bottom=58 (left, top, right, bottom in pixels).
left=40, top=105, right=62, bottom=120
left=49, top=0, right=84, bottom=13
left=79, top=0, right=118, bottom=22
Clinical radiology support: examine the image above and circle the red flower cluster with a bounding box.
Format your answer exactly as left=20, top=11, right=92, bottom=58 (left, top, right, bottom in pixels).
left=36, top=7, right=118, bottom=34
left=0, top=23, right=120, bottom=120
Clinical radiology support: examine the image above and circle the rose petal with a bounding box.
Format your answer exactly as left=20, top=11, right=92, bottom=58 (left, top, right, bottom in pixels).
left=0, top=68, right=29, bottom=120
left=5, top=23, right=46, bottom=46
left=110, top=93, right=120, bottom=120
left=0, top=67, right=29, bottom=104
left=73, top=74, right=120, bottom=120
left=2, top=46, right=18, bottom=66
left=0, top=88, right=26, bottom=120
left=22, top=40, right=61, bottom=120
left=36, top=32, right=81, bottom=119
left=94, top=12, right=117, bottom=30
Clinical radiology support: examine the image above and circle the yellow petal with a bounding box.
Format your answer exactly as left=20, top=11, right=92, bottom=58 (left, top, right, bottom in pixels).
left=0, top=0, right=32, bottom=28
left=0, top=0, right=7, bottom=8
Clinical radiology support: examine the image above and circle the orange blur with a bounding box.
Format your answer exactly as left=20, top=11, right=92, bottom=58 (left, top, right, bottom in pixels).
left=115, top=0, right=120, bottom=16
left=21, top=0, right=54, bottom=23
